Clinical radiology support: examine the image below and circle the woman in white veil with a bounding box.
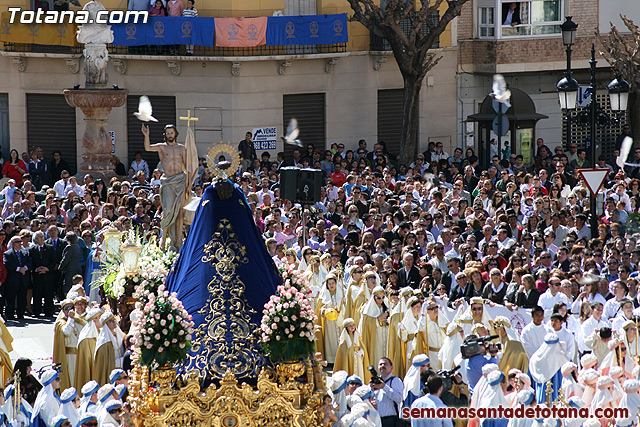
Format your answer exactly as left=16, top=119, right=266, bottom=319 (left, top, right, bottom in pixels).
left=305, top=254, right=328, bottom=305
left=298, top=246, right=313, bottom=272
left=397, top=297, right=422, bottom=372
left=315, top=273, right=345, bottom=364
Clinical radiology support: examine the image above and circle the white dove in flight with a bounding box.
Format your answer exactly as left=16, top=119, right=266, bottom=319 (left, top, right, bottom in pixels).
left=490, top=74, right=512, bottom=109
left=618, top=136, right=637, bottom=168
left=133, top=95, right=158, bottom=122
left=281, top=118, right=302, bottom=147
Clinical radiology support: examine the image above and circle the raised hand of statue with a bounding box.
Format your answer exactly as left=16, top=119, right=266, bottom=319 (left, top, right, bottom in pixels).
left=215, top=179, right=234, bottom=200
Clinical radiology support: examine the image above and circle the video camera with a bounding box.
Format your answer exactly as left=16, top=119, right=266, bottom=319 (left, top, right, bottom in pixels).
left=436, top=365, right=461, bottom=393
left=368, top=365, right=383, bottom=385
left=460, top=334, right=501, bottom=359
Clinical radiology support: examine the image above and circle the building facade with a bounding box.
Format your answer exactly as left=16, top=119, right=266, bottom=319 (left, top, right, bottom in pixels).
left=457, top=0, right=639, bottom=167
left=0, top=0, right=458, bottom=172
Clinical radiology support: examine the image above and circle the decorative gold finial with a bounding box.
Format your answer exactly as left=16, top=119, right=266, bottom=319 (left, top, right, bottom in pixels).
left=179, top=110, right=199, bottom=128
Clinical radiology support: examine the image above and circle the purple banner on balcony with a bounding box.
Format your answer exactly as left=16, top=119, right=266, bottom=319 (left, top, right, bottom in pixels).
left=266, top=13, right=348, bottom=46
left=112, top=17, right=215, bottom=46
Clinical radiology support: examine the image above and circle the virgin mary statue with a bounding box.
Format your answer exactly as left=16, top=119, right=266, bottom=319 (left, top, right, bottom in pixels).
left=165, top=180, right=279, bottom=382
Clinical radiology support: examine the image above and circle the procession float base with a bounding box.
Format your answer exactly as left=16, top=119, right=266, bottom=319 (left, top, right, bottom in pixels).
left=127, top=360, right=325, bottom=427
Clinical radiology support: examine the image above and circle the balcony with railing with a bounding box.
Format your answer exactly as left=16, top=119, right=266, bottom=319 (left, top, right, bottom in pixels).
left=0, top=13, right=349, bottom=57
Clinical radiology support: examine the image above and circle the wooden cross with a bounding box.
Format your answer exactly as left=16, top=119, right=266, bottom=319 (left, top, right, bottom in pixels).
left=179, top=109, right=199, bottom=128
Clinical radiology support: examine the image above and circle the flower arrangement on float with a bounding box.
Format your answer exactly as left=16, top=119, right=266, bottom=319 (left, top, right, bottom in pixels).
left=260, top=263, right=318, bottom=362
left=92, top=231, right=177, bottom=299
left=131, top=284, right=195, bottom=366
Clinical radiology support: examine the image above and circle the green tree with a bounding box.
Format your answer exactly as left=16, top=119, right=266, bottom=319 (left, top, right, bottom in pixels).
left=347, top=0, right=470, bottom=164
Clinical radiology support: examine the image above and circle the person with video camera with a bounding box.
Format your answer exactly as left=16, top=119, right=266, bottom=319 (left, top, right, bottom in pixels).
left=369, top=357, right=404, bottom=427
left=462, top=328, right=500, bottom=393
left=410, top=373, right=453, bottom=427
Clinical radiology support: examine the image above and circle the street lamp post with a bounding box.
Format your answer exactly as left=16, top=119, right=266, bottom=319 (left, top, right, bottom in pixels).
left=556, top=17, right=630, bottom=238
left=559, top=17, right=578, bottom=150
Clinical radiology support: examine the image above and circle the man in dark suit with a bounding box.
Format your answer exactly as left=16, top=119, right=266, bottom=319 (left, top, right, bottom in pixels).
left=29, top=230, right=56, bottom=317
left=440, top=257, right=462, bottom=295
left=448, top=271, right=470, bottom=309
left=4, top=236, right=32, bottom=320
left=46, top=224, right=67, bottom=301
left=397, top=252, right=421, bottom=289
left=58, top=232, right=83, bottom=296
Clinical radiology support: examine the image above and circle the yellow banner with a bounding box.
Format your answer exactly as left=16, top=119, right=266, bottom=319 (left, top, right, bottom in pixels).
left=0, top=12, right=78, bottom=46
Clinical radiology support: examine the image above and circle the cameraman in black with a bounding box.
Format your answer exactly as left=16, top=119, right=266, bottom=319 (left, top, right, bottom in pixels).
left=463, top=331, right=499, bottom=393
left=439, top=372, right=469, bottom=409
left=370, top=357, right=404, bottom=427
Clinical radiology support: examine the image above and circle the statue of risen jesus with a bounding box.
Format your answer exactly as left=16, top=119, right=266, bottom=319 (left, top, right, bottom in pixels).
left=142, top=123, right=195, bottom=251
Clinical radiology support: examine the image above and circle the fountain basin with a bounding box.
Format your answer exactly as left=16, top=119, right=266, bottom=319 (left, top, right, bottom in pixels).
left=63, top=89, right=128, bottom=109
left=64, top=88, right=128, bottom=176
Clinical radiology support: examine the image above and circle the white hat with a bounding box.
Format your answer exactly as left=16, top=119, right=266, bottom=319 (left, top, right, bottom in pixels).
left=109, top=369, right=124, bottom=385
left=345, top=394, right=363, bottom=410
left=580, top=353, right=598, bottom=369
left=330, top=370, right=348, bottom=394
left=347, top=375, right=362, bottom=386
left=52, top=415, right=69, bottom=427
left=81, top=380, right=99, bottom=397
left=100, top=311, right=115, bottom=326
left=342, top=318, right=355, bottom=329
left=610, top=366, right=624, bottom=379
left=623, top=379, right=640, bottom=392
left=104, top=399, right=122, bottom=412
left=412, top=354, right=429, bottom=367
left=97, top=384, right=115, bottom=403
left=40, top=369, right=59, bottom=387
left=508, top=368, right=522, bottom=377
left=623, top=320, right=636, bottom=330
left=400, top=287, right=413, bottom=297
left=85, top=307, right=102, bottom=322
left=482, top=363, right=499, bottom=375
left=579, top=368, right=599, bottom=384
left=77, top=413, right=98, bottom=425
left=561, top=362, right=577, bottom=376
left=353, top=385, right=372, bottom=401
left=583, top=419, right=601, bottom=427
left=568, top=396, right=585, bottom=409
left=516, top=390, right=534, bottom=405
left=372, top=286, right=385, bottom=295
left=596, top=376, right=613, bottom=388
left=487, top=370, right=504, bottom=386
left=115, top=384, right=127, bottom=400
left=60, top=387, right=77, bottom=404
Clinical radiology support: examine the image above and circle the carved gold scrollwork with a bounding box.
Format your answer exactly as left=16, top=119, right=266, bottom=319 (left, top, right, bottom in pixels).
left=131, top=367, right=323, bottom=427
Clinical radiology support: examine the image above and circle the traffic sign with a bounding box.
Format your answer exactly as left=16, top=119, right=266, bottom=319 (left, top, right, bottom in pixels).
left=492, top=99, right=509, bottom=114
left=577, top=168, right=609, bottom=198
left=492, top=115, right=509, bottom=137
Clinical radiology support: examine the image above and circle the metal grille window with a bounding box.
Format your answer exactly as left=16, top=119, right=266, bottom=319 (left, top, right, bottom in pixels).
left=370, top=12, right=440, bottom=51
left=126, top=95, right=176, bottom=172
left=282, top=93, right=326, bottom=158
left=26, top=94, right=77, bottom=175
left=561, top=92, right=625, bottom=163
left=377, top=89, right=409, bottom=158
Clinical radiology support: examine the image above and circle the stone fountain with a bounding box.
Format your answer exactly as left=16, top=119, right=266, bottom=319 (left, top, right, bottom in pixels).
left=63, top=1, right=127, bottom=177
